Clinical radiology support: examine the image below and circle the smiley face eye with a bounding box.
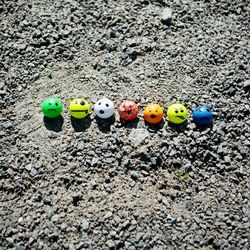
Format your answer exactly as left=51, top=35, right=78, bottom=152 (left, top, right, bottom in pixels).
left=175, top=110, right=178, bottom=114
left=55, top=103, right=58, bottom=106
left=180, top=109, right=184, bottom=113
left=80, top=101, right=85, bottom=106
left=106, top=103, right=109, bottom=107
left=206, top=108, right=210, bottom=112
left=98, top=102, right=101, bottom=105
left=49, top=102, right=52, bottom=105
left=75, top=100, right=78, bottom=104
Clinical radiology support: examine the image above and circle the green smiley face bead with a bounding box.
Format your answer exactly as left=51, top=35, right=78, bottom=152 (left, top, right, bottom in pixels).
left=41, top=97, right=63, bottom=118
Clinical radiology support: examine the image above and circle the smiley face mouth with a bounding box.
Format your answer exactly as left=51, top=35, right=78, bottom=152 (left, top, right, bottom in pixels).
left=176, top=115, right=185, bottom=120
left=70, top=110, right=88, bottom=113
left=150, top=114, right=156, bottom=119
left=47, top=109, right=57, bottom=112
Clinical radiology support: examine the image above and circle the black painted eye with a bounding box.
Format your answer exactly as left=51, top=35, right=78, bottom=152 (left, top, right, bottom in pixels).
left=80, top=101, right=85, bottom=105
left=55, top=103, right=58, bottom=106
left=98, top=102, right=101, bottom=105
left=206, top=108, right=210, bottom=112
left=175, top=110, right=178, bottom=114
left=49, top=102, right=52, bottom=105
left=180, top=109, right=184, bottom=113
left=106, top=103, right=109, bottom=107
left=75, top=100, right=78, bottom=104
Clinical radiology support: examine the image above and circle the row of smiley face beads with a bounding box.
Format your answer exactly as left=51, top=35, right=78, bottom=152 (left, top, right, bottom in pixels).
left=41, top=98, right=213, bottom=125
left=144, top=103, right=213, bottom=125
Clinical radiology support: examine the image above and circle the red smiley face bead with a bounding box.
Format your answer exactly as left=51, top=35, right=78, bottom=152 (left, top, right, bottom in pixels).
left=118, top=100, right=138, bottom=121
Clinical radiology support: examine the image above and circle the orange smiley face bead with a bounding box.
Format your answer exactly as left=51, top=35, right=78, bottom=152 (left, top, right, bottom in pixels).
left=143, top=103, right=164, bottom=124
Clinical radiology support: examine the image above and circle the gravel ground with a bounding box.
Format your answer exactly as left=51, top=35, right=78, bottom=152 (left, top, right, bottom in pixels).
left=0, top=0, right=249, bottom=249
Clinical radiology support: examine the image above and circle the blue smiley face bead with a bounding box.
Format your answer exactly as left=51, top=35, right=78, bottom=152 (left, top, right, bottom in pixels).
left=192, top=106, right=213, bottom=125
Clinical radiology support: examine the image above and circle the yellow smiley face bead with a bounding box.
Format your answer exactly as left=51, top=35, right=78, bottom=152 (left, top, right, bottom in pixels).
left=167, top=104, right=188, bottom=124
left=69, top=98, right=91, bottom=119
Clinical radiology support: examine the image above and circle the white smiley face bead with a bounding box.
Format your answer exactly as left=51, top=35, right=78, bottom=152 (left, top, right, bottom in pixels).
left=94, top=98, right=115, bottom=119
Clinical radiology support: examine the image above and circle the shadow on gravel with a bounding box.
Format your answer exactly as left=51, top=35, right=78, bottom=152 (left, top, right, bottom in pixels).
left=43, top=115, right=64, bottom=132
left=194, top=122, right=214, bottom=132
left=168, top=120, right=188, bottom=132
left=120, top=118, right=140, bottom=129
left=144, top=119, right=165, bottom=132
left=70, top=115, right=91, bottom=132
left=95, top=115, right=115, bottom=132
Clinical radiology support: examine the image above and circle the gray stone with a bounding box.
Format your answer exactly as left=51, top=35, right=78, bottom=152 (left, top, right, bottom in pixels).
left=91, top=157, right=99, bottom=166
left=19, top=43, right=27, bottom=50
left=25, top=163, right=32, bottom=171
left=30, top=168, right=38, bottom=177
left=60, top=159, right=67, bottom=165
left=68, top=243, right=76, bottom=250
left=0, top=81, right=5, bottom=89
left=130, top=171, right=139, bottom=180
left=106, top=240, right=115, bottom=248
left=61, top=223, right=68, bottom=231
left=22, top=20, right=29, bottom=26
left=224, top=156, right=231, bottom=163
left=46, top=165, right=54, bottom=172
left=43, top=196, right=52, bottom=205
left=77, top=142, right=84, bottom=150
left=105, top=157, right=114, bottom=164
left=16, top=245, right=26, bottom=250
left=0, top=89, right=6, bottom=95
left=51, top=243, right=60, bottom=250
left=129, top=128, right=149, bottom=146
left=82, top=219, right=89, bottom=231
left=121, top=220, right=130, bottom=229
left=6, top=237, right=14, bottom=247
left=162, top=8, right=172, bottom=24
left=243, top=80, right=250, bottom=88
left=51, top=214, right=60, bottom=222
left=185, top=202, right=193, bottom=211
left=162, top=197, right=171, bottom=208
left=104, top=211, right=113, bottom=219
left=7, top=168, right=14, bottom=176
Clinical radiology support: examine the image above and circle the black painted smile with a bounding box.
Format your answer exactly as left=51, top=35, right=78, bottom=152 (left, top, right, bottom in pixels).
left=71, top=110, right=88, bottom=113
left=47, top=109, right=57, bottom=112
left=176, top=115, right=185, bottom=120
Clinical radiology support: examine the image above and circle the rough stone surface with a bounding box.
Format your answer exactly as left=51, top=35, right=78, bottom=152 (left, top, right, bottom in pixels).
left=0, top=0, right=249, bottom=249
